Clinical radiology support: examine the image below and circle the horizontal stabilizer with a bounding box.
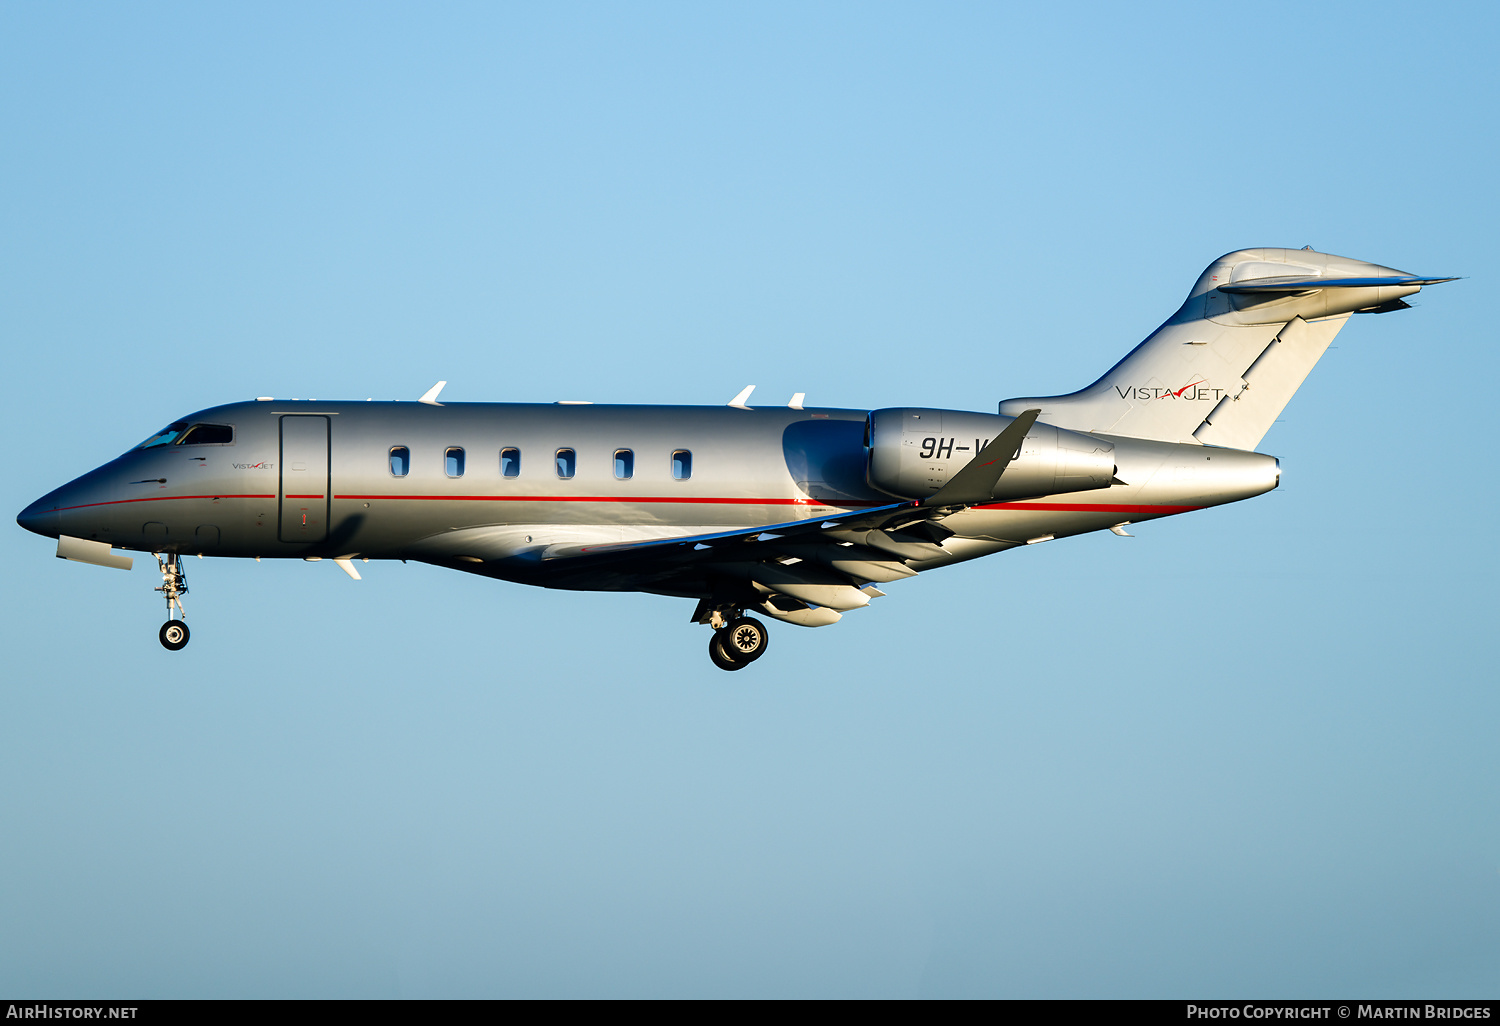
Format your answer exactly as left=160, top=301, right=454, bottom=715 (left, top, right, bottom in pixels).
left=1221, top=275, right=1458, bottom=294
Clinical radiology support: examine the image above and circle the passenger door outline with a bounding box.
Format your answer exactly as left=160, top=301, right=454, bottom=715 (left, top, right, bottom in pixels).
left=278, top=415, right=330, bottom=543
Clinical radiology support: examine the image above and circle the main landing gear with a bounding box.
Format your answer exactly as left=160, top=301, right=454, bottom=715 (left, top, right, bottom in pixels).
left=706, top=613, right=769, bottom=672
left=155, top=552, right=190, bottom=651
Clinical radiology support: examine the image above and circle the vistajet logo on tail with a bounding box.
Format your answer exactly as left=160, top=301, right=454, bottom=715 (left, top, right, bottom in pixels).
left=1115, top=380, right=1226, bottom=402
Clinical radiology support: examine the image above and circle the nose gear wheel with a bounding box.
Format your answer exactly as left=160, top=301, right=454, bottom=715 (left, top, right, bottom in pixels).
left=159, top=620, right=190, bottom=651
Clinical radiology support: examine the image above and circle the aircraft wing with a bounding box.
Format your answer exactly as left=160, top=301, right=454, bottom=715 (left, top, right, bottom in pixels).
left=550, top=497, right=922, bottom=566
left=523, top=496, right=944, bottom=624
left=509, top=411, right=1042, bottom=624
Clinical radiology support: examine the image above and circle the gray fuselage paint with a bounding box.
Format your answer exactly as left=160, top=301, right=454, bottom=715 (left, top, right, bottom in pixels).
left=23, top=400, right=1278, bottom=595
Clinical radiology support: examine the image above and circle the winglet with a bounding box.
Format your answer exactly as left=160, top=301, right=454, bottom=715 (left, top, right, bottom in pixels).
left=419, top=381, right=447, bottom=405
left=728, top=385, right=755, bottom=410
left=922, top=409, right=1041, bottom=508
left=788, top=393, right=805, bottom=410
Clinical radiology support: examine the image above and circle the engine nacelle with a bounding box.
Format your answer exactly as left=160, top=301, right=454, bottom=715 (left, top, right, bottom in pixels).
left=866, top=408, right=1115, bottom=501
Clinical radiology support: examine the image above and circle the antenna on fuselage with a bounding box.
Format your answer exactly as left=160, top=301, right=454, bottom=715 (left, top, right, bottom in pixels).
left=788, top=393, right=805, bottom=410
left=728, top=385, right=755, bottom=410
left=419, top=381, right=447, bottom=405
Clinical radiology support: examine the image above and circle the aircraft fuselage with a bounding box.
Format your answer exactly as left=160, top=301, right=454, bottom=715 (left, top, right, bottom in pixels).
left=19, top=398, right=1278, bottom=593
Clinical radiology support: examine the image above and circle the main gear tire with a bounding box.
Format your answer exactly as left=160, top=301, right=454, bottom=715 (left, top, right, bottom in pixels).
left=721, top=616, right=769, bottom=663
left=159, top=620, right=190, bottom=651
left=709, top=631, right=746, bottom=671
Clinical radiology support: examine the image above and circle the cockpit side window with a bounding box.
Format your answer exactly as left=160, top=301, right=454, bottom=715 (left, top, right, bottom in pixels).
left=176, top=424, right=234, bottom=446
left=135, top=422, right=189, bottom=449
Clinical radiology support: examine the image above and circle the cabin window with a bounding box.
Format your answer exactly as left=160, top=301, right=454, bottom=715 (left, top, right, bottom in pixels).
left=135, top=422, right=189, bottom=449
left=445, top=447, right=465, bottom=478
left=555, top=448, right=576, bottom=479
left=389, top=446, right=410, bottom=477
left=500, top=448, right=520, bottom=478
left=176, top=424, right=234, bottom=446
left=672, top=450, right=692, bottom=481
left=614, top=449, right=634, bottom=480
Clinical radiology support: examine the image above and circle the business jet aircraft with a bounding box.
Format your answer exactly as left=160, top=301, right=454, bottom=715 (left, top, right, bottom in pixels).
left=17, top=247, right=1453, bottom=670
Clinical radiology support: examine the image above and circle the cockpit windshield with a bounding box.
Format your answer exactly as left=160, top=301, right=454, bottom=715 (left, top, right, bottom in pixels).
left=135, top=422, right=189, bottom=449
left=133, top=422, right=235, bottom=449
left=178, top=424, right=234, bottom=445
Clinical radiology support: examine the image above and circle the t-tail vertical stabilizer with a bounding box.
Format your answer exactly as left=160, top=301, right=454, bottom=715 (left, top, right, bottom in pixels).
left=999, top=248, right=1455, bottom=449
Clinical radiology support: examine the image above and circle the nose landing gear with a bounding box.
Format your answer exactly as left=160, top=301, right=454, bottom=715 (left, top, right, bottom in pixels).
left=155, top=552, right=190, bottom=651
left=707, top=614, right=769, bottom=671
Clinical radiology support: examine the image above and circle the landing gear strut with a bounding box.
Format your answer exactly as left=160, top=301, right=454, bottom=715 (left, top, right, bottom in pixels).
left=708, top=615, right=769, bottom=671
left=155, top=552, right=190, bottom=651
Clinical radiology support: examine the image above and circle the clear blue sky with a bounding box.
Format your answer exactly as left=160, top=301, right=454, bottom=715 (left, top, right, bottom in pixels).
left=2, top=1, right=1496, bottom=998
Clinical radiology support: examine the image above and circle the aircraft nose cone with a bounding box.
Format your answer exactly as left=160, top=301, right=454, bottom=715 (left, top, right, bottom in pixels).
left=17, top=495, right=59, bottom=538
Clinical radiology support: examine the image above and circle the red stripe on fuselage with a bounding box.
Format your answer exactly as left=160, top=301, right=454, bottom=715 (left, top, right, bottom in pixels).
left=336, top=494, right=1199, bottom=514
left=48, top=492, right=1201, bottom=517
left=332, top=493, right=859, bottom=505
